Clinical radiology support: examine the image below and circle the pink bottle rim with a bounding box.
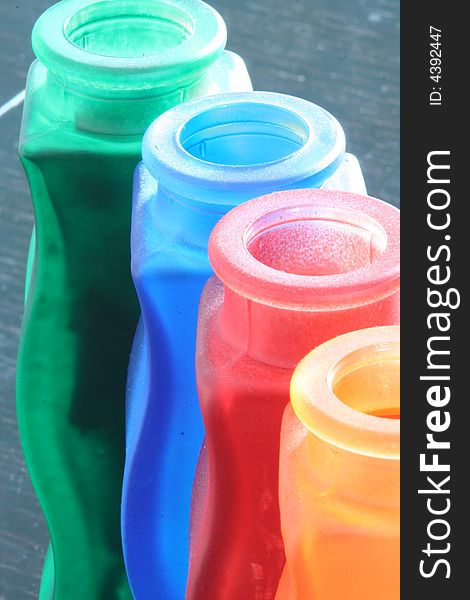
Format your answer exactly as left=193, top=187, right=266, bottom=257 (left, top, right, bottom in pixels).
left=291, top=325, right=400, bottom=460
left=208, top=189, right=400, bottom=310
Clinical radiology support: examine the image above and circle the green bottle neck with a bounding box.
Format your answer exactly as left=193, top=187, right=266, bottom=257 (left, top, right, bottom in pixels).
left=41, top=67, right=215, bottom=135
left=30, top=0, right=228, bottom=135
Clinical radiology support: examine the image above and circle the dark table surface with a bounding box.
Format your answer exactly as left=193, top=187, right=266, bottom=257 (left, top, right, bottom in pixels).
left=0, top=0, right=399, bottom=597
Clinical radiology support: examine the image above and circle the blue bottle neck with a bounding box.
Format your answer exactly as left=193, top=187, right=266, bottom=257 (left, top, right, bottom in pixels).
left=153, top=185, right=232, bottom=251
left=140, top=92, right=349, bottom=249
left=143, top=92, right=346, bottom=201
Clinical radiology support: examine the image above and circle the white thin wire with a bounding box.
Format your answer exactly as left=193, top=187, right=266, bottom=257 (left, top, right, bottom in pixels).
left=0, top=89, right=26, bottom=119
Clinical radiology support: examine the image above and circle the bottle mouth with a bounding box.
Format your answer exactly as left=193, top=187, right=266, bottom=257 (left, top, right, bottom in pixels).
left=142, top=92, right=345, bottom=203
left=179, top=102, right=309, bottom=166
left=291, top=326, right=400, bottom=459
left=245, top=207, right=387, bottom=276
left=330, top=343, right=400, bottom=420
left=32, top=0, right=226, bottom=93
left=209, top=188, right=400, bottom=310
left=64, top=0, right=193, bottom=58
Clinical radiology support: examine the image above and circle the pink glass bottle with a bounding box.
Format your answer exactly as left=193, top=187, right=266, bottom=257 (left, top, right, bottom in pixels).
left=187, top=189, right=400, bottom=600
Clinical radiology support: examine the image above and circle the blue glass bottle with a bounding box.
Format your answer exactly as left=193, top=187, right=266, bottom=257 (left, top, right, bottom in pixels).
left=122, top=91, right=366, bottom=599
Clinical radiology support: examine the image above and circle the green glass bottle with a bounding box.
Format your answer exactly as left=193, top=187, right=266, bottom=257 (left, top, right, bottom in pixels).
left=16, top=1, right=251, bottom=598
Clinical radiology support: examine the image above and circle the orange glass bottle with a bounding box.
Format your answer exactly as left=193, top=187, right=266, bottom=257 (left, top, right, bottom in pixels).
left=277, top=325, right=400, bottom=600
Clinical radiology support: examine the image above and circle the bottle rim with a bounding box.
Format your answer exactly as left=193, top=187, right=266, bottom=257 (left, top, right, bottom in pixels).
left=290, top=326, right=400, bottom=460
left=32, top=0, right=226, bottom=93
left=208, top=188, right=400, bottom=310
left=142, top=91, right=346, bottom=203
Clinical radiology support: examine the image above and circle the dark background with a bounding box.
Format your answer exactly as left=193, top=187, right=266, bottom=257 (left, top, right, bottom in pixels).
left=0, top=0, right=399, bottom=597
left=400, top=2, right=465, bottom=596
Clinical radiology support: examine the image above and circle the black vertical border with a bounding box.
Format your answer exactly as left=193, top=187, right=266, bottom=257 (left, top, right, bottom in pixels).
left=401, top=2, right=466, bottom=597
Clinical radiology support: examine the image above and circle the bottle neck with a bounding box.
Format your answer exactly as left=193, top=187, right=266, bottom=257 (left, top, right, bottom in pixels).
left=289, top=327, right=400, bottom=505
left=218, top=285, right=399, bottom=369
left=42, top=68, right=213, bottom=136
left=142, top=91, right=346, bottom=204
left=305, top=431, right=399, bottom=508
left=153, top=185, right=232, bottom=250
left=31, top=0, right=228, bottom=135
left=208, top=190, right=400, bottom=369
